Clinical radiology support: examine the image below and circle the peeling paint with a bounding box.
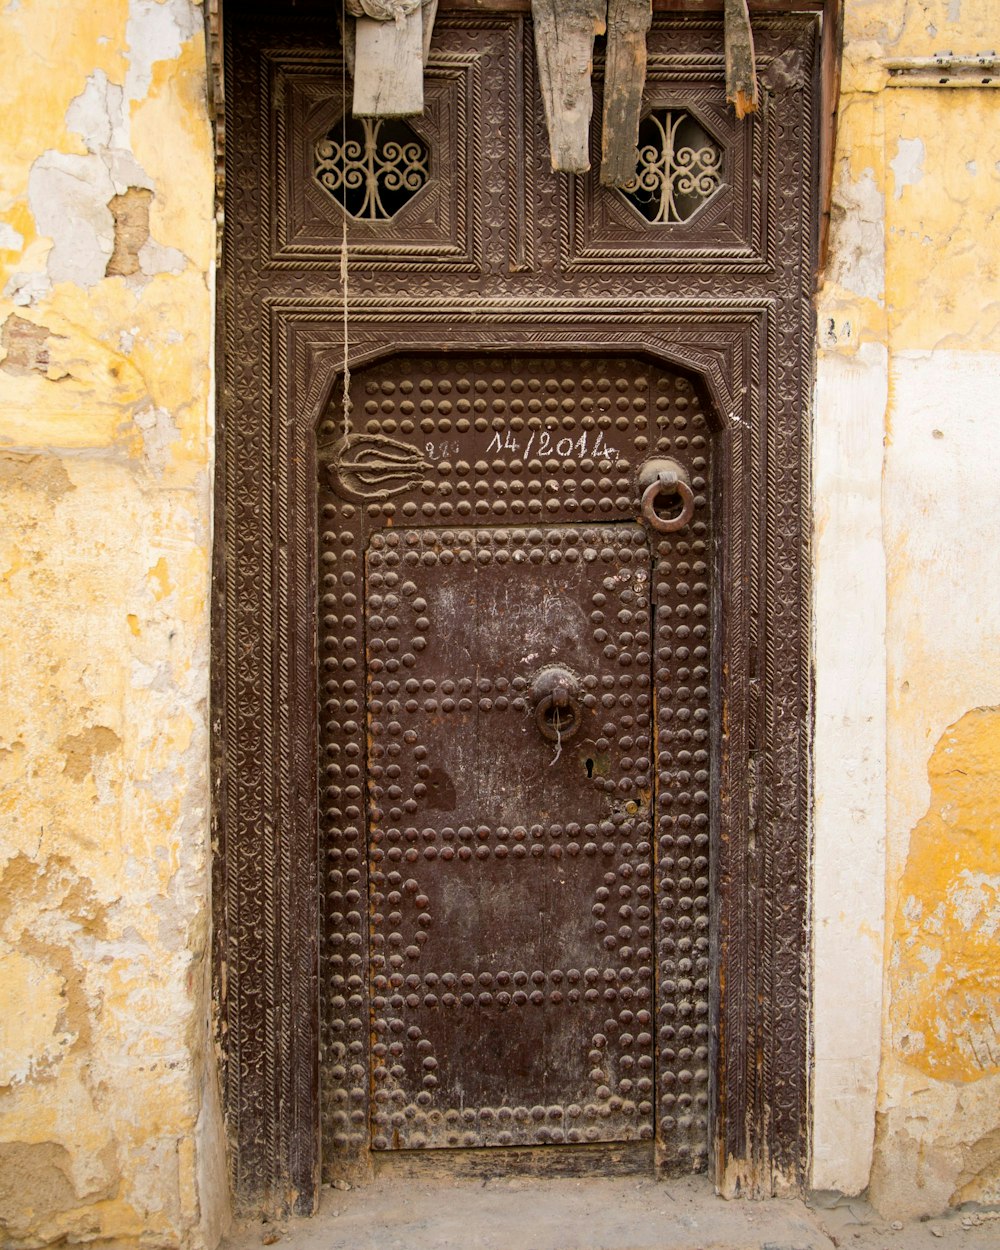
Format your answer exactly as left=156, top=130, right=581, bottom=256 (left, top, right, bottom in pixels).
left=0, top=0, right=226, bottom=1245
left=0, top=223, right=25, bottom=252
left=891, top=708, right=1000, bottom=1083
left=868, top=710, right=1000, bottom=1216
left=814, top=0, right=1000, bottom=1213
left=1, top=315, right=56, bottom=375
left=58, top=726, right=122, bottom=784
left=889, top=136, right=924, bottom=200
left=826, top=163, right=886, bottom=303
left=107, top=187, right=154, bottom=276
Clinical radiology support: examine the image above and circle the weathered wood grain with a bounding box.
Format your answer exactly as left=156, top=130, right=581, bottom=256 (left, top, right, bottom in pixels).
left=353, top=8, right=425, bottom=116
left=600, top=0, right=652, bottom=186
left=531, top=0, right=607, bottom=173
left=421, top=0, right=438, bottom=65
left=339, top=9, right=356, bottom=77
left=724, top=0, right=759, bottom=117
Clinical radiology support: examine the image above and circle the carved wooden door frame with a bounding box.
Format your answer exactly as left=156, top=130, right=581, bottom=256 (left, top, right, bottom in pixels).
left=209, top=0, right=842, bottom=1216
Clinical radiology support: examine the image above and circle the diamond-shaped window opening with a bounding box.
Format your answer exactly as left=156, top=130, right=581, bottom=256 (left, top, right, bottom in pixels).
left=314, top=114, right=430, bottom=222
left=618, top=109, right=723, bottom=224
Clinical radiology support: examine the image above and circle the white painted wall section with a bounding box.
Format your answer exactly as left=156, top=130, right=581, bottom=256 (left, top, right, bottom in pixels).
left=811, top=341, right=889, bottom=1194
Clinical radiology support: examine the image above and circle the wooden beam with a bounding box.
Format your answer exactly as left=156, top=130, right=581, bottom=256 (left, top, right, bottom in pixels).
left=600, top=0, right=652, bottom=187
left=531, top=0, right=607, bottom=173
left=339, top=8, right=356, bottom=77
left=422, top=0, right=439, bottom=64
left=817, top=0, right=842, bottom=279
left=436, top=1, right=829, bottom=13
left=353, top=7, right=425, bottom=116
left=724, top=0, right=758, bottom=117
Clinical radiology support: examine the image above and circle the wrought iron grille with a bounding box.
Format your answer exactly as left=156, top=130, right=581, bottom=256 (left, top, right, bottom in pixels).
left=619, top=109, right=723, bottom=224
left=315, top=115, right=429, bottom=221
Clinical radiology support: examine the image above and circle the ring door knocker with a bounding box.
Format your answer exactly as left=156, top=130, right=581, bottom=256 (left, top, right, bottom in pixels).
left=638, top=457, right=695, bottom=533
left=531, top=665, right=582, bottom=743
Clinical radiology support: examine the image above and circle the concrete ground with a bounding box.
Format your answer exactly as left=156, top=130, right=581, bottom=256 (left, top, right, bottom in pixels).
left=226, top=1175, right=1000, bottom=1250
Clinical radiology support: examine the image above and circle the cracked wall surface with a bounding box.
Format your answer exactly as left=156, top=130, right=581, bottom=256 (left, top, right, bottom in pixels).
left=813, top=0, right=1000, bottom=1218
left=0, top=0, right=227, bottom=1246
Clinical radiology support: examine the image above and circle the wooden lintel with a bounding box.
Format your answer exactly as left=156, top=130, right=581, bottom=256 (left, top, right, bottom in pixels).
left=600, top=0, right=652, bottom=186
left=353, top=8, right=425, bottom=116
left=724, top=0, right=759, bottom=117
left=531, top=0, right=607, bottom=173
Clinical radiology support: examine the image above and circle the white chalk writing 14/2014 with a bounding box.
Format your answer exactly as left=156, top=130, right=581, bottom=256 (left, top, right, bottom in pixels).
left=420, top=427, right=620, bottom=465
left=482, top=427, right=618, bottom=461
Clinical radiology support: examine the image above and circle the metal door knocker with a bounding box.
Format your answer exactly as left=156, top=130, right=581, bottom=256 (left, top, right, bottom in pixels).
left=638, top=457, right=695, bottom=533
left=531, top=665, right=581, bottom=743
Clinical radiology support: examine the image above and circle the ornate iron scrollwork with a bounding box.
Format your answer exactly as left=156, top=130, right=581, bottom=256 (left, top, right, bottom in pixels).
left=619, top=109, right=723, bottom=224
left=314, top=115, right=429, bottom=221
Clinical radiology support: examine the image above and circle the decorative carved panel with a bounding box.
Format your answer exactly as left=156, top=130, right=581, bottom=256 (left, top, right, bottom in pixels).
left=265, top=16, right=533, bottom=271
left=563, top=50, right=773, bottom=271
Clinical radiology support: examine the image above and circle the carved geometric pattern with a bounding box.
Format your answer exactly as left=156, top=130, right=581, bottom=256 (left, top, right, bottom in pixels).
left=567, top=54, right=772, bottom=271
left=620, top=109, right=722, bottom=223
left=315, top=115, right=429, bottom=220
left=263, top=15, right=532, bottom=270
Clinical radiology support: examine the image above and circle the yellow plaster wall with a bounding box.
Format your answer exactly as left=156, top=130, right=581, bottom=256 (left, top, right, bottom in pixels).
left=0, top=1, right=227, bottom=1246
left=819, top=0, right=1000, bottom=1219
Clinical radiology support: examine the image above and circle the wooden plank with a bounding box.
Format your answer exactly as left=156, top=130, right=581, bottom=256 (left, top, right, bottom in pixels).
left=817, top=0, right=842, bottom=278
left=353, top=7, right=425, bottom=116
left=600, top=0, right=652, bottom=187
left=339, top=9, right=356, bottom=78
left=422, top=0, right=438, bottom=64
left=374, top=1141, right=654, bottom=1180
left=531, top=0, right=607, bottom=173
left=724, top=0, right=759, bottom=117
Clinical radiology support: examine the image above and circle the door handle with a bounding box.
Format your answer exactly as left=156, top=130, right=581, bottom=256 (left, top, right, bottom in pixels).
left=638, top=458, right=695, bottom=534
left=531, top=666, right=582, bottom=743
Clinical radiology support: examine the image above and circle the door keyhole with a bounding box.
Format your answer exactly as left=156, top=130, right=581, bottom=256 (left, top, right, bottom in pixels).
left=585, top=757, right=594, bottom=778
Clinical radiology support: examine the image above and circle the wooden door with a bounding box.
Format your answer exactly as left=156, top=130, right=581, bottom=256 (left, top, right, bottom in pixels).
left=318, top=351, right=713, bottom=1162
left=219, top=0, right=822, bottom=1209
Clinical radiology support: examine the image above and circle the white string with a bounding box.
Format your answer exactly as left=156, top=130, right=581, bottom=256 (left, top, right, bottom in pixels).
left=549, top=714, right=562, bottom=767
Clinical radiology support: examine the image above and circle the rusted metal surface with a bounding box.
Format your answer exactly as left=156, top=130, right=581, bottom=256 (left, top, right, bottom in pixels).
left=217, top=0, right=822, bottom=1214
left=638, top=457, right=695, bottom=532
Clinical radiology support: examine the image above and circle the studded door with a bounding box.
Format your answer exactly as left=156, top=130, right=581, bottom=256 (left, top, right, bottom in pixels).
left=320, top=353, right=712, bottom=1164
left=367, top=523, right=655, bottom=1150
